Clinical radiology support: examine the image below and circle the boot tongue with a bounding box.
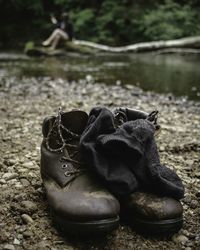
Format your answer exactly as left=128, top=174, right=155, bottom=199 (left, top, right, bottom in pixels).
left=61, top=110, right=88, bottom=135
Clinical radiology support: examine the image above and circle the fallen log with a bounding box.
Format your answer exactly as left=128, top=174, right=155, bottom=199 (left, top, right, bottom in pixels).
left=74, top=36, right=200, bottom=52
left=24, top=41, right=98, bottom=56
left=25, top=36, right=200, bottom=56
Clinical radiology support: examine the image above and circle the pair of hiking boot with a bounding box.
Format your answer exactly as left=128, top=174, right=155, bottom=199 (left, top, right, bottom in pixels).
left=40, top=108, right=183, bottom=235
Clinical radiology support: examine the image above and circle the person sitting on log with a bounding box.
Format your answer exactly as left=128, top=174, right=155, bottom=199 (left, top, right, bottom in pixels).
left=42, top=12, right=74, bottom=50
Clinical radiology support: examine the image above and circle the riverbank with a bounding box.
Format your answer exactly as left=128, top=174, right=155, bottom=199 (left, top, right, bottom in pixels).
left=0, top=76, right=200, bottom=249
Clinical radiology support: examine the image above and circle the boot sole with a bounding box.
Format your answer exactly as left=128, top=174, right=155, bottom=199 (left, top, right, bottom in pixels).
left=52, top=210, right=119, bottom=235
left=122, top=215, right=183, bottom=235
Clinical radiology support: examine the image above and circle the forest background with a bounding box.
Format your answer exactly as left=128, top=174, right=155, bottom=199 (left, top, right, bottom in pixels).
left=0, top=0, right=200, bottom=49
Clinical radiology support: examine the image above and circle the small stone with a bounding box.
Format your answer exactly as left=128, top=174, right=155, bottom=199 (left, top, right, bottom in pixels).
left=159, top=146, right=165, bottom=151
left=172, top=234, right=188, bottom=244
left=22, top=162, right=35, bottom=169
left=116, top=80, right=121, bottom=86
left=182, top=229, right=189, bottom=237
left=15, top=183, right=23, bottom=188
left=3, top=244, right=15, bottom=250
left=13, top=238, right=20, bottom=245
left=17, top=168, right=28, bottom=173
left=2, top=173, right=18, bottom=181
left=0, top=179, right=6, bottom=184
left=37, top=187, right=44, bottom=194
left=23, top=231, right=33, bottom=238
left=190, top=199, right=198, bottom=209
left=0, top=223, right=5, bottom=228
left=185, top=159, right=194, bottom=166
left=21, top=201, right=37, bottom=214
left=21, top=214, right=33, bottom=224
left=125, top=84, right=134, bottom=90
left=36, top=241, right=49, bottom=249
left=3, top=159, right=16, bottom=166
left=128, top=242, right=134, bottom=248
left=183, top=195, right=192, bottom=204
left=185, top=248, right=192, bottom=250
left=186, top=241, right=194, bottom=247
left=20, top=178, right=30, bottom=186
left=17, top=234, right=23, bottom=240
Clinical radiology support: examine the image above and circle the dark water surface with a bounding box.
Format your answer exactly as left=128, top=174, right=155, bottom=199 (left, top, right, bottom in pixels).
left=0, top=52, right=200, bottom=101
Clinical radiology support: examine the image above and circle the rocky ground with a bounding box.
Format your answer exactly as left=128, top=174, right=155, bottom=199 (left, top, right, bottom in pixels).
left=0, top=75, right=200, bottom=250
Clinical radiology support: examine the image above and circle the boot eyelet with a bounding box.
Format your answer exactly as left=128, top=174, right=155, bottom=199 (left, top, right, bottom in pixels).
left=62, top=164, right=68, bottom=169
left=64, top=171, right=71, bottom=177
left=52, top=131, right=57, bottom=136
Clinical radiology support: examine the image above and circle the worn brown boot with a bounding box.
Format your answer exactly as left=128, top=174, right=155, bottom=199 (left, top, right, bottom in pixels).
left=120, top=192, right=183, bottom=235
left=40, top=109, right=120, bottom=234
left=114, top=108, right=183, bottom=234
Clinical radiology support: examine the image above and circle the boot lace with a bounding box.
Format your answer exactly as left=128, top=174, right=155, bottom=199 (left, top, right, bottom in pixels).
left=146, top=110, right=160, bottom=131
left=45, top=108, right=84, bottom=177
left=114, top=108, right=160, bottom=129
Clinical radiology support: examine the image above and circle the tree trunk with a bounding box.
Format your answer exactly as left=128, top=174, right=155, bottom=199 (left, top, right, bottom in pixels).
left=74, top=36, right=200, bottom=53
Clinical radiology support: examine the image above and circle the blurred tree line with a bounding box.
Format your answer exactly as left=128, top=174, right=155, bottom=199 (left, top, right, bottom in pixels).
left=0, top=0, right=200, bottom=48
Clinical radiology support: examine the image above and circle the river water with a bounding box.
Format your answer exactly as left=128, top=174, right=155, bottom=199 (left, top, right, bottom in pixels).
left=0, top=52, right=200, bottom=101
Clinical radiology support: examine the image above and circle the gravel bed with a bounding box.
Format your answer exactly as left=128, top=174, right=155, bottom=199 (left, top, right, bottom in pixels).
left=0, top=76, right=200, bottom=250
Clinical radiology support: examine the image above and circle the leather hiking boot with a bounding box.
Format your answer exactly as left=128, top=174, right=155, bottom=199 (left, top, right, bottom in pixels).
left=40, top=109, right=120, bottom=235
left=114, top=108, right=183, bottom=234
left=120, top=192, right=183, bottom=235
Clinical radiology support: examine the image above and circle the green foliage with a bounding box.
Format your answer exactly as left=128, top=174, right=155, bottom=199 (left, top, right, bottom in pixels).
left=140, top=0, right=200, bottom=40
left=72, top=9, right=96, bottom=39
left=0, top=0, right=200, bottom=47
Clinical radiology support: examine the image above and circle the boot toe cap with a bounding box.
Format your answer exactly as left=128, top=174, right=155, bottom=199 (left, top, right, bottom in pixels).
left=47, top=190, right=120, bottom=221
left=124, top=192, right=183, bottom=221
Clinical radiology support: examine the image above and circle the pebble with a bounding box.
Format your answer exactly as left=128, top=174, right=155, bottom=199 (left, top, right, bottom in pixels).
left=185, top=241, right=194, bottom=247
left=20, top=178, right=30, bottom=186
left=17, top=234, right=23, bottom=240
left=0, top=179, right=6, bottom=184
left=13, top=238, right=20, bottom=245
left=2, top=173, right=18, bottom=181
left=22, top=162, right=35, bottom=169
left=21, top=214, right=34, bottom=224
left=125, top=84, right=134, bottom=90
left=3, top=159, right=16, bottom=166
left=15, top=182, right=23, bottom=188
left=23, top=231, right=33, bottom=238
left=21, top=200, right=37, bottom=214
left=172, top=234, right=188, bottom=244
left=183, top=195, right=192, bottom=204
left=128, top=242, right=135, bottom=248
left=17, top=169, right=28, bottom=173
left=36, top=241, right=49, bottom=249
left=0, top=223, right=5, bottom=228
left=185, top=159, right=194, bottom=166
left=182, top=230, right=189, bottom=237
left=190, top=199, right=198, bottom=209
left=159, top=146, right=165, bottom=151
left=3, top=244, right=15, bottom=250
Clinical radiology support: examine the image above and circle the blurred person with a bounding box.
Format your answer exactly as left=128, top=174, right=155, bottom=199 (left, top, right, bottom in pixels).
left=42, top=12, right=74, bottom=50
